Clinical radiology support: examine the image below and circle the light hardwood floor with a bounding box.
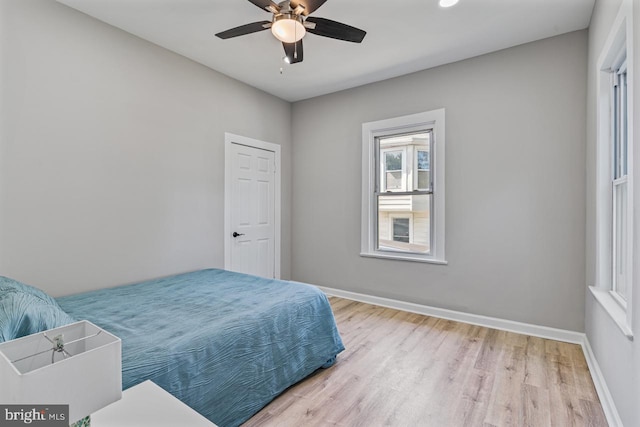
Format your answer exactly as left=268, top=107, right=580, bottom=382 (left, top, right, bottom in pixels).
left=243, top=297, right=607, bottom=427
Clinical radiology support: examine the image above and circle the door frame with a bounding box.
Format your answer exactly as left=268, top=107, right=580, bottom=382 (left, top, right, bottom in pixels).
left=224, top=132, right=281, bottom=279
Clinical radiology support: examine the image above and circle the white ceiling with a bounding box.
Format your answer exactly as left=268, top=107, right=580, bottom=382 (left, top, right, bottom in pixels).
left=56, top=0, right=595, bottom=102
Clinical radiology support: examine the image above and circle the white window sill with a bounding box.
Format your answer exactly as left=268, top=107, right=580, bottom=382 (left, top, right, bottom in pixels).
left=360, top=251, right=448, bottom=265
left=589, top=286, right=634, bottom=340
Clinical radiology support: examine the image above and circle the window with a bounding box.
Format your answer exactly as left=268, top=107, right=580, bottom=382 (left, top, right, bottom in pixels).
left=361, top=109, right=446, bottom=263
left=592, top=1, right=633, bottom=339
left=611, top=57, right=629, bottom=304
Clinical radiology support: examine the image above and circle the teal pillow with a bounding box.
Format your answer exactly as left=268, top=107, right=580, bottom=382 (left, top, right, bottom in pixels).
left=0, top=276, right=60, bottom=306
left=0, top=277, right=76, bottom=343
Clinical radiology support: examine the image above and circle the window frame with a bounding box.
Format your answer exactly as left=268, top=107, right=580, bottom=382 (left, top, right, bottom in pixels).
left=361, top=109, right=446, bottom=264
left=591, top=0, right=634, bottom=339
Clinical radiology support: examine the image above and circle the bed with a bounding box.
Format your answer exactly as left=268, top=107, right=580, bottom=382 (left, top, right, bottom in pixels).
left=0, top=269, right=344, bottom=427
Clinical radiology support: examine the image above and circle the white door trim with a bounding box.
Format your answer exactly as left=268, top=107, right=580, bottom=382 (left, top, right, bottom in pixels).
left=224, top=133, right=281, bottom=279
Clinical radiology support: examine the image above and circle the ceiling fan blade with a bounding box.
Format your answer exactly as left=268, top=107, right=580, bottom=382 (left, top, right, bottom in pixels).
left=215, top=21, right=271, bottom=39
left=246, top=0, right=279, bottom=13
left=283, top=40, right=304, bottom=64
left=305, top=17, right=366, bottom=43
left=290, top=0, right=327, bottom=16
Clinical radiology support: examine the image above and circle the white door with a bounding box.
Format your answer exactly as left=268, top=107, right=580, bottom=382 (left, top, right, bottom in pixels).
left=226, top=141, right=276, bottom=278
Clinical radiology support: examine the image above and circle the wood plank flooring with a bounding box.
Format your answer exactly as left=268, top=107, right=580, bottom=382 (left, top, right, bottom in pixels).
left=242, top=297, right=607, bottom=427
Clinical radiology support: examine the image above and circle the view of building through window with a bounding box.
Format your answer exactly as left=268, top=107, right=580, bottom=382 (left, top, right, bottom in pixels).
left=376, top=131, right=432, bottom=254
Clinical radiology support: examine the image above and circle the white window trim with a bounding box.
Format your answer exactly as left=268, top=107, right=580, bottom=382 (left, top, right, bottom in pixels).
left=361, top=109, right=446, bottom=264
left=593, top=0, right=634, bottom=339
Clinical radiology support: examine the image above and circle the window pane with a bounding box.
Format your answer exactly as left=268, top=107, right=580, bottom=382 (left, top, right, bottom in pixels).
left=621, top=71, right=628, bottom=176
left=377, top=194, right=430, bottom=254
left=417, top=150, right=431, bottom=190
left=613, top=181, right=628, bottom=300
left=379, top=132, right=431, bottom=193
left=385, top=151, right=402, bottom=171
left=393, top=218, right=410, bottom=242
left=613, top=74, right=620, bottom=178
left=386, top=171, right=403, bottom=190
left=418, top=172, right=430, bottom=190
left=381, top=150, right=404, bottom=191
left=613, top=70, right=628, bottom=180
left=417, top=150, right=430, bottom=170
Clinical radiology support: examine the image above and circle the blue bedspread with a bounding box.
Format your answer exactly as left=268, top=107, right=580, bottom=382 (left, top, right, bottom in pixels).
left=57, top=269, right=344, bottom=427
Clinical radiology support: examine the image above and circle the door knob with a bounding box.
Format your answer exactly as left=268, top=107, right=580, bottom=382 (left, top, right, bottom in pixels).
left=232, top=232, right=245, bottom=238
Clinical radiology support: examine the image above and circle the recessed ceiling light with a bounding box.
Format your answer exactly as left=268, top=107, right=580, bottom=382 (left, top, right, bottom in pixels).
left=439, top=0, right=459, bottom=7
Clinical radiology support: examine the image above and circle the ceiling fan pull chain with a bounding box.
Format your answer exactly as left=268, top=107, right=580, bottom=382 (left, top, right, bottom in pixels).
left=294, top=25, right=298, bottom=59
left=280, top=56, right=287, bottom=74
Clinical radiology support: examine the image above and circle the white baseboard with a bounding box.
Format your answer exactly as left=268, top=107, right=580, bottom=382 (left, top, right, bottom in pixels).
left=319, top=286, right=622, bottom=427
left=580, top=337, right=623, bottom=427
left=319, top=286, right=584, bottom=343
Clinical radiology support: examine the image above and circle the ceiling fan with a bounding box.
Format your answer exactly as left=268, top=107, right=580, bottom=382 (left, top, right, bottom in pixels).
left=215, top=0, right=366, bottom=64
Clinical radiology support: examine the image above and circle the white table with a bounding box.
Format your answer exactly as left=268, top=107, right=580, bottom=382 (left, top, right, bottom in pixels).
left=91, top=380, right=218, bottom=427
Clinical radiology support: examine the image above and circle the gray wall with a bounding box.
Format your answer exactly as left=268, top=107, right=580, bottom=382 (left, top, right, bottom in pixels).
left=291, top=31, right=587, bottom=331
left=585, top=0, right=640, bottom=425
left=0, top=0, right=292, bottom=296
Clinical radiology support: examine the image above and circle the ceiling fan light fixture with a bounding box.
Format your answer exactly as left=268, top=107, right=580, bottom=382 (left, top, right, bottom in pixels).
left=271, top=14, right=306, bottom=43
